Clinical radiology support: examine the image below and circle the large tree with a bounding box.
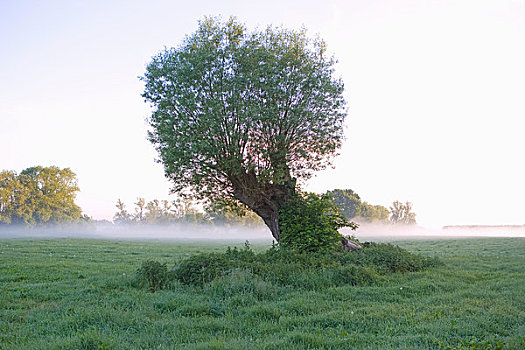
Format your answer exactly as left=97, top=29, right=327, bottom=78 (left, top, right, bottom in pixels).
left=0, top=166, right=83, bottom=225
left=142, top=17, right=346, bottom=242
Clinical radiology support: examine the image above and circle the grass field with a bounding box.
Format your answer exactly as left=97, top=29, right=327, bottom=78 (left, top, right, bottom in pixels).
left=1, top=237, right=524, bottom=349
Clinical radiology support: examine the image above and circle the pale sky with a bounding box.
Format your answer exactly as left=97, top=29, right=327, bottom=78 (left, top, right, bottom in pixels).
left=1, top=0, right=524, bottom=228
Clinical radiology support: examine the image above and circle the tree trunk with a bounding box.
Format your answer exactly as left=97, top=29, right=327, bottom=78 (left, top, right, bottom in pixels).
left=255, top=205, right=281, bottom=242
left=230, top=169, right=295, bottom=243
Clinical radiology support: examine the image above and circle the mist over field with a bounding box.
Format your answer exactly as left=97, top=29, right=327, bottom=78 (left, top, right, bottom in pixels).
left=344, top=223, right=525, bottom=241
left=2, top=222, right=525, bottom=241
left=0, top=223, right=273, bottom=242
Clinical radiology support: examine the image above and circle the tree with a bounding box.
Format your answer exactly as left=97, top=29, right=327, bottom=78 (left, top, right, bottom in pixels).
left=360, top=202, right=389, bottom=222
left=142, top=17, right=346, bottom=242
left=113, top=199, right=132, bottom=224
left=326, top=189, right=362, bottom=219
left=134, top=197, right=146, bottom=223
left=389, top=201, right=416, bottom=224
left=113, top=197, right=213, bottom=225
left=327, top=189, right=389, bottom=223
left=0, top=166, right=83, bottom=225
left=0, top=170, right=30, bottom=224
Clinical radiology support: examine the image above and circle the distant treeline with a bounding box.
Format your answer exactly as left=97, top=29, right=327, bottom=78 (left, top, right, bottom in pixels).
left=327, top=189, right=416, bottom=225
left=1, top=165, right=416, bottom=228
left=327, top=189, right=389, bottom=223
left=113, top=197, right=263, bottom=227
left=0, top=166, right=87, bottom=226
left=114, top=189, right=417, bottom=227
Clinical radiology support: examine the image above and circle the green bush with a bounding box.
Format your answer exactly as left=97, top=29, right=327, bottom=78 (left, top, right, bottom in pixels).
left=334, top=242, right=440, bottom=273
left=168, top=241, right=439, bottom=290
left=279, top=192, right=358, bottom=252
left=135, top=260, right=169, bottom=291
left=173, top=252, right=231, bottom=286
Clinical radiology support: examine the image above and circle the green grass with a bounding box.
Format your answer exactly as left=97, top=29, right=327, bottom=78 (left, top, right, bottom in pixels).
left=0, top=238, right=524, bottom=349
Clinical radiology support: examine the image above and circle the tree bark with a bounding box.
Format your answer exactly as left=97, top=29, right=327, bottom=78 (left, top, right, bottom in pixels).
left=230, top=169, right=295, bottom=242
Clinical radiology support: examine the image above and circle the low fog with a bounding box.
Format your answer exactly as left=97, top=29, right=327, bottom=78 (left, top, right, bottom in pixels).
left=0, top=223, right=272, bottom=242
left=1, top=222, right=525, bottom=242
left=343, top=223, right=525, bottom=241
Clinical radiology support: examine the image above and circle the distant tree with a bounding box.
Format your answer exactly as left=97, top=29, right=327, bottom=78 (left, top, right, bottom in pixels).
left=0, top=166, right=83, bottom=225
left=327, top=189, right=389, bottom=223
left=114, top=197, right=215, bottom=225
left=326, top=189, right=362, bottom=219
left=161, top=200, right=173, bottom=221
left=360, top=202, right=389, bottom=222
left=144, top=199, right=179, bottom=224
left=389, top=201, right=416, bottom=224
left=134, top=197, right=146, bottom=223
left=113, top=199, right=132, bottom=224
left=144, top=199, right=162, bottom=224
left=142, top=17, right=348, bottom=243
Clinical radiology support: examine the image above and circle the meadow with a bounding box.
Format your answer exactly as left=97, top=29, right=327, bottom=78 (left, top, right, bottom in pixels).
left=0, top=237, right=524, bottom=349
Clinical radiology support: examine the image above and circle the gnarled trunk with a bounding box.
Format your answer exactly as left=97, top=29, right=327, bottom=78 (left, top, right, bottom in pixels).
left=255, top=205, right=282, bottom=242
left=230, top=169, right=295, bottom=242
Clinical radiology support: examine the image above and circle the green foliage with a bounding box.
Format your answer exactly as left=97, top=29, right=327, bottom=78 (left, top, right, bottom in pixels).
left=0, top=166, right=83, bottom=225
left=0, top=170, right=25, bottom=224
left=142, top=17, right=348, bottom=243
left=334, top=242, right=440, bottom=273
left=142, top=17, right=346, bottom=199
left=171, top=241, right=437, bottom=289
left=279, top=192, right=357, bottom=252
left=135, top=260, right=169, bottom=292
left=326, top=188, right=389, bottom=222
left=173, top=252, right=231, bottom=286
left=360, top=202, right=390, bottom=222
left=326, top=189, right=362, bottom=219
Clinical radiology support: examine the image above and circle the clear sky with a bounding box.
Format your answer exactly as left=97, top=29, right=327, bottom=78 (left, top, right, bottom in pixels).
left=1, top=0, right=524, bottom=228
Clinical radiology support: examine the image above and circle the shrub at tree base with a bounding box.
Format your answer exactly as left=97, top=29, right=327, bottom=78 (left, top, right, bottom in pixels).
left=279, top=193, right=358, bottom=252
left=147, top=242, right=440, bottom=291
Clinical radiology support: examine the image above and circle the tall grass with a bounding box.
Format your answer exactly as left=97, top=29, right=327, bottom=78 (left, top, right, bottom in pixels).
left=0, top=238, right=524, bottom=349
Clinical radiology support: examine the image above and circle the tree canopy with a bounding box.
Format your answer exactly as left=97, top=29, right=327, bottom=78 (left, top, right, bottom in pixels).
left=0, top=166, right=83, bottom=225
left=142, top=17, right=347, bottom=241
left=389, top=201, right=417, bottom=225
left=327, top=189, right=389, bottom=223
